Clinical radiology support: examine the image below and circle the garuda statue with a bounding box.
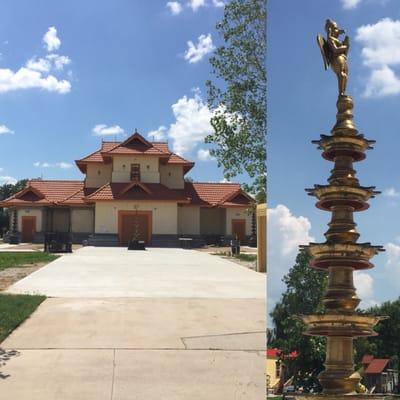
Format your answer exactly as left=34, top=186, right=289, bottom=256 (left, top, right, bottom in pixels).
left=318, top=19, right=350, bottom=96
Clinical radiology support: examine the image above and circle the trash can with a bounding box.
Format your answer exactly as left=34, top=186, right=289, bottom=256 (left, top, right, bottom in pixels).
left=231, top=239, right=240, bottom=255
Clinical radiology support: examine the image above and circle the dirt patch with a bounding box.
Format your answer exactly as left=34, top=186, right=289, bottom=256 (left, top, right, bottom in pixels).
left=196, top=245, right=257, bottom=254
left=195, top=246, right=258, bottom=271
left=0, top=262, right=47, bottom=291
left=220, top=255, right=257, bottom=271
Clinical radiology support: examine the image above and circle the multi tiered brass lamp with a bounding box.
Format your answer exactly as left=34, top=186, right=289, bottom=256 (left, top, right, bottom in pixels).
left=299, top=19, right=385, bottom=398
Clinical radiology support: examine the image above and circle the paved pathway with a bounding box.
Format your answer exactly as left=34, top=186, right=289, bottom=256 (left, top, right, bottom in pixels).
left=6, top=247, right=265, bottom=298
left=1, top=247, right=266, bottom=399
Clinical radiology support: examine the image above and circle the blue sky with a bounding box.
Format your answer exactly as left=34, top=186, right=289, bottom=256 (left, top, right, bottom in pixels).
left=0, top=0, right=232, bottom=185
left=269, top=0, right=400, bottom=312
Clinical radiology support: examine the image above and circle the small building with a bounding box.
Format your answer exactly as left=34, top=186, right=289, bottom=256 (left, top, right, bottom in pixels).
left=267, top=348, right=298, bottom=394
left=362, top=354, right=399, bottom=394
left=0, top=131, right=254, bottom=246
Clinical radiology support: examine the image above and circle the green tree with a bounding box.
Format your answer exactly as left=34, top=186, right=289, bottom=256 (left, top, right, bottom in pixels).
left=269, top=250, right=328, bottom=392
left=206, top=0, right=266, bottom=202
left=354, top=298, right=400, bottom=393
left=0, top=179, right=28, bottom=234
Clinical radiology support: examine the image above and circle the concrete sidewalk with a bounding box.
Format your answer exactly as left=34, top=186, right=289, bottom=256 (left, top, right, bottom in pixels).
left=1, top=248, right=266, bottom=399
left=7, top=247, right=265, bottom=298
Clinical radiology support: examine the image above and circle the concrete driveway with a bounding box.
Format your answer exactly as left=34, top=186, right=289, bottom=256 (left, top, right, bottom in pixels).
left=6, top=247, right=265, bottom=298
left=1, top=247, right=266, bottom=399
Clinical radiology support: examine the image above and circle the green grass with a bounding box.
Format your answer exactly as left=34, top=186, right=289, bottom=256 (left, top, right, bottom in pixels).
left=0, top=294, right=46, bottom=342
left=234, top=253, right=257, bottom=262
left=211, top=251, right=257, bottom=262
left=0, top=252, right=58, bottom=271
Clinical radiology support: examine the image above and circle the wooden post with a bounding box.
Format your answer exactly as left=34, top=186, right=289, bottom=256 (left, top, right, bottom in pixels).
left=256, top=203, right=266, bottom=273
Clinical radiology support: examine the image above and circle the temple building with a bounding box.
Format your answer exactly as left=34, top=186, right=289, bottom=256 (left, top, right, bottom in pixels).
left=0, top=131, right=254, bottom=246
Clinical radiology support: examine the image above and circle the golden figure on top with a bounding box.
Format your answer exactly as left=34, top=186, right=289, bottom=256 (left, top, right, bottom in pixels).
left=318, top=19, right=350, bottom=96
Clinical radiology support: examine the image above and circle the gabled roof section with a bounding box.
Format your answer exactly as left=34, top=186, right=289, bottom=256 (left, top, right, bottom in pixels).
left=0, top=180, right=84, bottom=207
left=219, top=189, right=255, bottom=207
left=103, top=132, right=169, bottom=156
left=182, top=182, right=254, bottom=207
left=85, top=182, right=190, bottom=202
left=75, top=133, right=195, bottom=173
left=120, top=131, right=152, bottom=148
left=119, top=181, right=152, bottom=196
left=16, top=186, right=46, bottom=200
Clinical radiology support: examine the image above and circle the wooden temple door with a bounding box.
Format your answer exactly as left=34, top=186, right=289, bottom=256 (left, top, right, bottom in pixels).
left=118, top=211, right=151, bottom=245
left=21, top=216, right=36, bottom=243
left=231, top=219, right=246, bottom=241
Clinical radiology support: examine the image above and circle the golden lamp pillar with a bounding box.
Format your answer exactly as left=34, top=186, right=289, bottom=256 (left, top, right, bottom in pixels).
left=299, top=19, right=385, bottom=398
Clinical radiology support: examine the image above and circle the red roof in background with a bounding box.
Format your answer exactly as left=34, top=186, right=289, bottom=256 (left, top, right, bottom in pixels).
left=267, top=348, right=298, bottom=359
left=365, top=359, right=390, bottom=374
left=86, top=182, right=190, bottom=202
left=182, top=182, right=253, bottom=207
left=362, top=354, right=375, bottom=365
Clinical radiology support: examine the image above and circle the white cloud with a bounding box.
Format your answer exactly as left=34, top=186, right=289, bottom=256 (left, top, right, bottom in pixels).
left=0, top=176, right=17, bottom=185
left=188, top=0, right=206, bottom=11
left=166, top=1, right=183, bottom=15
left=27, top=55, right=71, bottom=73
left=46, top=54, right=71, bottom=71
left=33, top=161, right=72, bottom=169
left=220, top=177, right=230, bottom=183
left=0, top=67, right=71, bottom=94
left=0, top=27, right=72, bottom=94
left=268, top=205, right=314, bottom=308
left=212, top=0, right=225, bottom=6
left=354, top=271, right=375, bottom=306
left=184, top=33, right=215, bottom=63
left=363, top=65, right=400, bottom=97
left=356, top=18, right=400, bottom=97
left=43, top=26, right=61, bottom=52
left=26, top=57, right=51, bottom=73
left=168, top=90, right=214, bottom=155
left=197, top=148, right=214, bottom=161
left=0, top=125, right=14, bottom=135
left=268, top=204, right=314, bottom=257
left=383, top=187, right=400, bottom=197
left=148, top=89, right=230, bottom=157
left=148, top=125, right=167, bottom=141
left=341, top=0, right=362, bottom=9
left=385, top=242, right=400, bottom=270
left=55, top=162, right=73, bottom=169
left=92, top=124, right=125, bottom=136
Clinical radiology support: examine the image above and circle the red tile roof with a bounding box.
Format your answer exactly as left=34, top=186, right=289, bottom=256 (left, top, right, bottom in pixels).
left=362, top=355, right=375, bottom=365
left=86, top=182, right=190, bottom=202
left=76, top=133, right=194, bottom=173
left=0, top=180, right=84, bottom=207
left=267, top=348, right=298, bottom=359
left=182, top=182, right=253, bottom=207
left=102, top=132, right=170, bottom=156
left=59, top=187, right=98, bottom=205
left=365, top=359, right=390, bottom=374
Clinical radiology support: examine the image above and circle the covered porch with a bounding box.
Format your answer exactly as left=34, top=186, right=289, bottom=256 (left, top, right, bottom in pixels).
left=7, top=206, right=95, bottom=244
